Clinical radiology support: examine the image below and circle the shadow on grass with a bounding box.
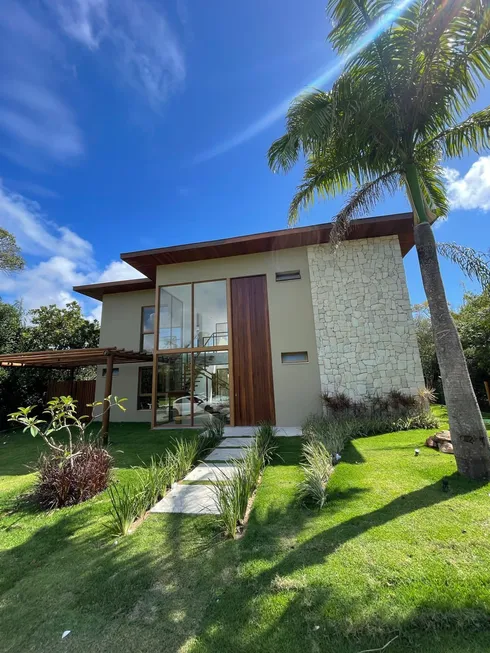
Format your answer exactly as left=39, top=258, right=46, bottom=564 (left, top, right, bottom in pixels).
left=1, top=432, right=489, bottom=653
left=190, top=472, right=489, bottom=653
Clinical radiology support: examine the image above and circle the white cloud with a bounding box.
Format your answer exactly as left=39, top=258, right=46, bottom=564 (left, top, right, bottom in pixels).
left=0, top=183, right=92, bottom=264
left=444, top=156, right=490, bottom=212
left=0, top=2, right=84, bottom=167
left=50, top=0, right=186, bottom=108
left=0, top=185, right=145, bottom=317
left=97, top=260, right=145, bottom=283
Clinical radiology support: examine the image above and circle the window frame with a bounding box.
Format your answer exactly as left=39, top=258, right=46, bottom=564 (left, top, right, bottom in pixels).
left=140, top=305, right=155, bottom=352
left=153, top=279, right=231, bottom=426
left=137, top=365, right=168, bottom=411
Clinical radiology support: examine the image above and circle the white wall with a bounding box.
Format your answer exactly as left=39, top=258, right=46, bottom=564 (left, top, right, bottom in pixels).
left=307, top=236, right=425, bottom=398
left=94, top=289, right=155, bottom=422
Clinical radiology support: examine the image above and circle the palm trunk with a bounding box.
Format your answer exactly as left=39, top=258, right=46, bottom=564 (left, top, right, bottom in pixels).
left=415, top=222, right=490, bottom=479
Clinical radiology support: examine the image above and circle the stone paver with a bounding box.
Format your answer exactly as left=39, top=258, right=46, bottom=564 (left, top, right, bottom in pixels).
left=218, top=437, right=254, bottom=448
left=205, top=447, right=248, bottom=462
left=184, top=463, right=238, bottom=482
left=150, top=484, right=219, bottom=514
left=150, top=427, right=303, bottom=515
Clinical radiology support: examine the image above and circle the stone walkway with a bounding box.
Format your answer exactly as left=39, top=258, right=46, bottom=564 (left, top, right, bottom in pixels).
left=150, top=426, right=301, bottom=515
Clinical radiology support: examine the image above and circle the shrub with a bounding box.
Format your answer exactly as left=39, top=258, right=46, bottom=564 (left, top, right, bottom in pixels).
left=322, top=391, right=353, bottom=412
left=298, top=441, right=333, bottom=509
left=302, top=414, right=350, bottom=455
left=211, top=465, right=252, bottom=539
left=9, top=394, right=126, bottom=509
left=211, top=423, right=277, bottom=539
left=32, top=443, right=112, bottom=510
left=254, top=421, right=278, bottom=463
left=105, top=483, right=146, bottom=538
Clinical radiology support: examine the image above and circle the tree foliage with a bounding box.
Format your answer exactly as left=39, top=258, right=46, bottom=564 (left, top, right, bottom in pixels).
left=414, top=291, right=490, bottom=408
left=268, top=0, right=490, bottom=236
left=0, top=300, right=100, bottom=429
left=0, top=228, right=24, bottom=273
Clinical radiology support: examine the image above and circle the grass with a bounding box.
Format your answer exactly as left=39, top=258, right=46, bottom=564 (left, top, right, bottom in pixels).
left=1, top=413, right=490, bottom=652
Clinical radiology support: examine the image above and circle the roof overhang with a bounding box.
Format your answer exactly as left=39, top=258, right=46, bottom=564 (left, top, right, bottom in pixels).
left=0, top=347, right=152, bottom=368
left=120, top=212, right=415, bottom=280
left=74, top=277, right=155, bottom=301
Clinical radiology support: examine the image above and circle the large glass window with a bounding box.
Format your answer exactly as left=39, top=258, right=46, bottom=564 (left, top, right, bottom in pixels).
left=154, top=280, right=229, bottom=426
left=159, top=285, right=192, bottom=350
left=155, top=353, right=193, bottom=425
left=194, top=280, right=228, bottom=347
left=141, top=306, right=155, bottom=352
left=193, top=351, right=230, bottom=426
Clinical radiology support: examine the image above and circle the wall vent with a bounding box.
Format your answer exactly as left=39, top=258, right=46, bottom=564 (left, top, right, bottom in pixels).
left=281, top=351, right=308, bottom=364
left=275, top=270, right=301, bottom=282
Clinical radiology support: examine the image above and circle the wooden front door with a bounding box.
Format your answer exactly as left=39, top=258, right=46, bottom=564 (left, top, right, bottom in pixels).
left=230, top=275, right=275, bottom=425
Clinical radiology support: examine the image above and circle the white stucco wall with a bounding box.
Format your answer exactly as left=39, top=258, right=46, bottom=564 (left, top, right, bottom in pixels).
left=307, top=236, right=424, bottom=398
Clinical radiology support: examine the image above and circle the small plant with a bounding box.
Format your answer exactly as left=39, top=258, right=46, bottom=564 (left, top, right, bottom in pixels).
left=322, top=391, right=353, bottom=413
left=387, top=389, right=417, bottom=409
left=202, top=414, right=226, bottom=441
left=211, top=422, right=277, bottom=539
left=105, top=483, right=146, bottom=538
left=394, top=411, right=440, bottom=431
left=9, top=395, right=126, bottom=509
left=33, top=443, right=112, bottom=509
left=417, top=386, right=437, bottom=405
left=302, top=414, right=350, bottom=455
left=298, top=441, right=333, bottom=509
left=211, top=466, right=251, bottom=539
left=167, top=437, right=201, bottom=481
left=254, top=421, right=278, bottom=463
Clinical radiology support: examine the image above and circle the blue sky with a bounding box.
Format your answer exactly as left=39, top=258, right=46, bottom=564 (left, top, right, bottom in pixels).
left=0, top=0, right=489, bottom=321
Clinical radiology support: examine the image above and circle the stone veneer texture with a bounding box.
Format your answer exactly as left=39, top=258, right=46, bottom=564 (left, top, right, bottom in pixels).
left=307, top=236, right=424, bottom=398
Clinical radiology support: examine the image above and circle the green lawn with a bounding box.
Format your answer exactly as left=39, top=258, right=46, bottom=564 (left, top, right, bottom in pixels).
left=1, top=414, right=489, bottom=653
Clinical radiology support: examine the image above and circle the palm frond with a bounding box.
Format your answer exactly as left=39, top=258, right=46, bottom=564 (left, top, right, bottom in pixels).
left=268, top=133, right=301, bottom=173
left=416, top=164, right=449, bottom=220
left=437, top=242, right=490, bottom=288
left=330, top=170, right=401, bottom=243
left=417, top=107, right=490, bottom=158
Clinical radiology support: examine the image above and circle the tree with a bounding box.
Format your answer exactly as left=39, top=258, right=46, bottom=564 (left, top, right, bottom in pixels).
left=0, top=300, right=100, bottom=429
left=0, top=228, right=24, bottom=272
left=455, top=289, right=490, bottom=406
left=413, top=302, right=441, bottom=395
left=268, top=0, right=490, bottom=478
left=24, top=301, right=100, bottom=351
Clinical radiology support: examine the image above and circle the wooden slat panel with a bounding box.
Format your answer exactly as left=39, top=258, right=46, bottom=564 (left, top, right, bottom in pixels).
left=46, top=380, right=96, bottom=420
left=231, top=275, right=275, bottom=426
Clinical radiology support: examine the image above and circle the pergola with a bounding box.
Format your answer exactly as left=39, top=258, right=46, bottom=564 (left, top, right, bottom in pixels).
left=0, top=347, right=152, bottom=443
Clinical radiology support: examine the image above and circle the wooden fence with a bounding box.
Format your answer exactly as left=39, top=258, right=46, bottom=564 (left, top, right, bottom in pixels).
left=46, top=380, right=96, bottom=420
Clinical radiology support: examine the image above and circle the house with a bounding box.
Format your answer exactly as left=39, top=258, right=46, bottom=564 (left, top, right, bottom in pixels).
left=74, top=212, right=425, bottom=428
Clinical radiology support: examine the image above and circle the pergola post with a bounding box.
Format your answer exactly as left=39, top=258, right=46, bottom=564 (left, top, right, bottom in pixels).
left=101, top=353, right=114, bottom=446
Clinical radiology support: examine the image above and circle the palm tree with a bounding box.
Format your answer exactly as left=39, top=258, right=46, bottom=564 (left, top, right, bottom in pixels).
left=268, top=0, right=490, bottom=479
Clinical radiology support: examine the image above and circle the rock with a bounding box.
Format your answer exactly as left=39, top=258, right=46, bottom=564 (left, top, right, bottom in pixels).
left=433, top=430, right=451, bottom=443
left=425, top=436, right=437, bottom=449
left=438, top=441, right=454, bottom=454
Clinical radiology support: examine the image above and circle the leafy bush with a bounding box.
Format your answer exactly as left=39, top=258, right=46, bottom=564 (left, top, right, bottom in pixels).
left=321, top=389, right=426, bottom=419
left=298, top=441, right=333, bottom=509
left=32, top=443, right=112, bottom=509
left=9, top=394, right=126, bottom=509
